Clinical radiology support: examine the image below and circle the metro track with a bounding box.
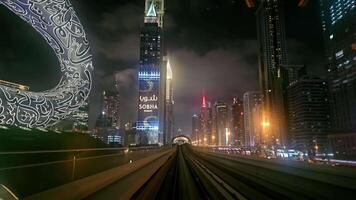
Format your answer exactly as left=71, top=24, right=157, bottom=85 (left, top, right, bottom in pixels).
left=192, top=150, right=356, bottom=199
left=133, top=146, right=207, bottom=200
left=134, top=145, right=356, bottom=200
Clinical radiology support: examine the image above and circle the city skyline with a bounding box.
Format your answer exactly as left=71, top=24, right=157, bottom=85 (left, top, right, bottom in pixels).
left=0, top=0, right=356, bottom=199
left=0, top=0, right=326, bottom=134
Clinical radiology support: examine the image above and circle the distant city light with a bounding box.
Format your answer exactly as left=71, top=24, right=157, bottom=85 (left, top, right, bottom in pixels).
left=262, top=121, right=270, bottom=127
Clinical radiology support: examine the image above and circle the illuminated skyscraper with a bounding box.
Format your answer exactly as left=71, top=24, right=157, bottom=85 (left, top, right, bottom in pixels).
left=256, top=0, right=288, bottom=147
left=320, top=0, right=356, bottom=133
left=192, top=114, right=200, bottom=145
left=200, top=94, right=213, bottom=146
left=71, top=101, right=89, bottom=133
left=104, top=91, right=120, bottom=129
left=164, top=60, right=174, bottom=144
left=215, top=101, right=229, bottom=146
left=94, top=91, right=121, bottom=145
left=137, top=2, right=163, bottom=145
left=231, top=98, right=244, bottom=146
left=243, top=91, right=262, bottom=147
left=95, top=91, right=120, bottom=130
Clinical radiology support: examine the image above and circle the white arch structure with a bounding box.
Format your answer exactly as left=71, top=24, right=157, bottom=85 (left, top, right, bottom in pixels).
left=0, top=0, right=93, bottom=128
left=172, top=135, right=191, bottom=145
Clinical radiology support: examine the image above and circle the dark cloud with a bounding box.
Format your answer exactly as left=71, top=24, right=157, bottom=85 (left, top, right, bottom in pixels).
left=170, top=41, right=259, bottom=132
left=85, top=2, right=142, bottom=128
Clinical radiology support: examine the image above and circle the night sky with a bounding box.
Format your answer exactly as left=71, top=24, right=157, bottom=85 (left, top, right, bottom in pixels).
left=0, top=0, right=325, bottom=134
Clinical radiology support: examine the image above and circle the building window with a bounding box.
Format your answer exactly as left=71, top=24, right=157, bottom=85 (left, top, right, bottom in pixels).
left=335, top=50, right=344, bottom=59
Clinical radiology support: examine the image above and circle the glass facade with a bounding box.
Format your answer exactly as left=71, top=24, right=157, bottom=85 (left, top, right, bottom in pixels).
left=320, top=0, right=356, bottom=132
left=287, top=76, right=331, bottom=153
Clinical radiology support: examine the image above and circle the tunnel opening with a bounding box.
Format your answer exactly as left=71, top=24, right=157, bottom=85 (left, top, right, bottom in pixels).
left=172, top=135, right=191, bottom=145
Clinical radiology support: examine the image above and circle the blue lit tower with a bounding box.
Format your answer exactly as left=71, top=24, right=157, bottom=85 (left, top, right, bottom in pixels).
left=137, top=2, right=163, bottom=145
left=320, top=0, right=356, bottom=133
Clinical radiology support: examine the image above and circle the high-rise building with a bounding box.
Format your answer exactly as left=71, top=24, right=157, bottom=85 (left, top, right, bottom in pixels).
left=231, top=98, right=244, bottom=146
left=71, top=100, right=89, bottom=133
left=287, top=76, right=331, bottom=153
left=200, top=95, right=213, bottom=146
left=243, top=91, right=262, bottom=147
left=320, top=0, right=356, bottom=133
left=252, top=103, right=263, bottom=145
left=94, top=91, right=122, bottom=145
left=137, top=2, right=163, bottom=145
left=124, top=122, right=137, bottom=147
left=164, top=60, right=174, bottom=144
left=192, top=114, right=200, bottom=145
left=144, top=1, right=167, bottom=145
left=215, top=101, right=229, bottom=146
left=95, top=91, right=117, bottom=130
left=256, top=0, right=288, bottom=147
left=103, top=91, right=120, bottom=129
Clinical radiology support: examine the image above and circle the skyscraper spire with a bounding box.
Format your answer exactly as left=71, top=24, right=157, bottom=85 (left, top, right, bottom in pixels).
left=144, top=1, right=159, bottom=24
left=144, top=0, right=164, bottom=27
left=202, top=90, right=206, bottom=108
left=147, top=1, right=157, bottom=17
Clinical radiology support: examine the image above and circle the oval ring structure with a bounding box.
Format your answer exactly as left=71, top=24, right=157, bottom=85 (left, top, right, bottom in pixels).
left=0, top=0, right=93, bottom=128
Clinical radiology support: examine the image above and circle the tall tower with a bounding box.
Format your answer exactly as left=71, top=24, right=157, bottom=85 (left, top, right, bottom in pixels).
left=164, top=60, right=174, bottom=144
left=243, top=91, right=262, bottom=147
left=71, top=101, right=89, bottom=133
left=144, top=0, right=167, bottom=144
left=256, top=0, right=288, bottom=147
left=105, top=91, right=120, bottom=129
left=200, top=93, right=213, bottom=146
left=215, top=101, right=229, bottom=146
left=246, top=0, right=309, bottom=147
left=192, top=114, right=200, bottom=145
left=137, top=2, right=163, bottom=145
left=231, top=97, right=244, bottom=146
left=320, top=0, right=356, bottom=133
left=96, top=91, right=120, bottom=130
